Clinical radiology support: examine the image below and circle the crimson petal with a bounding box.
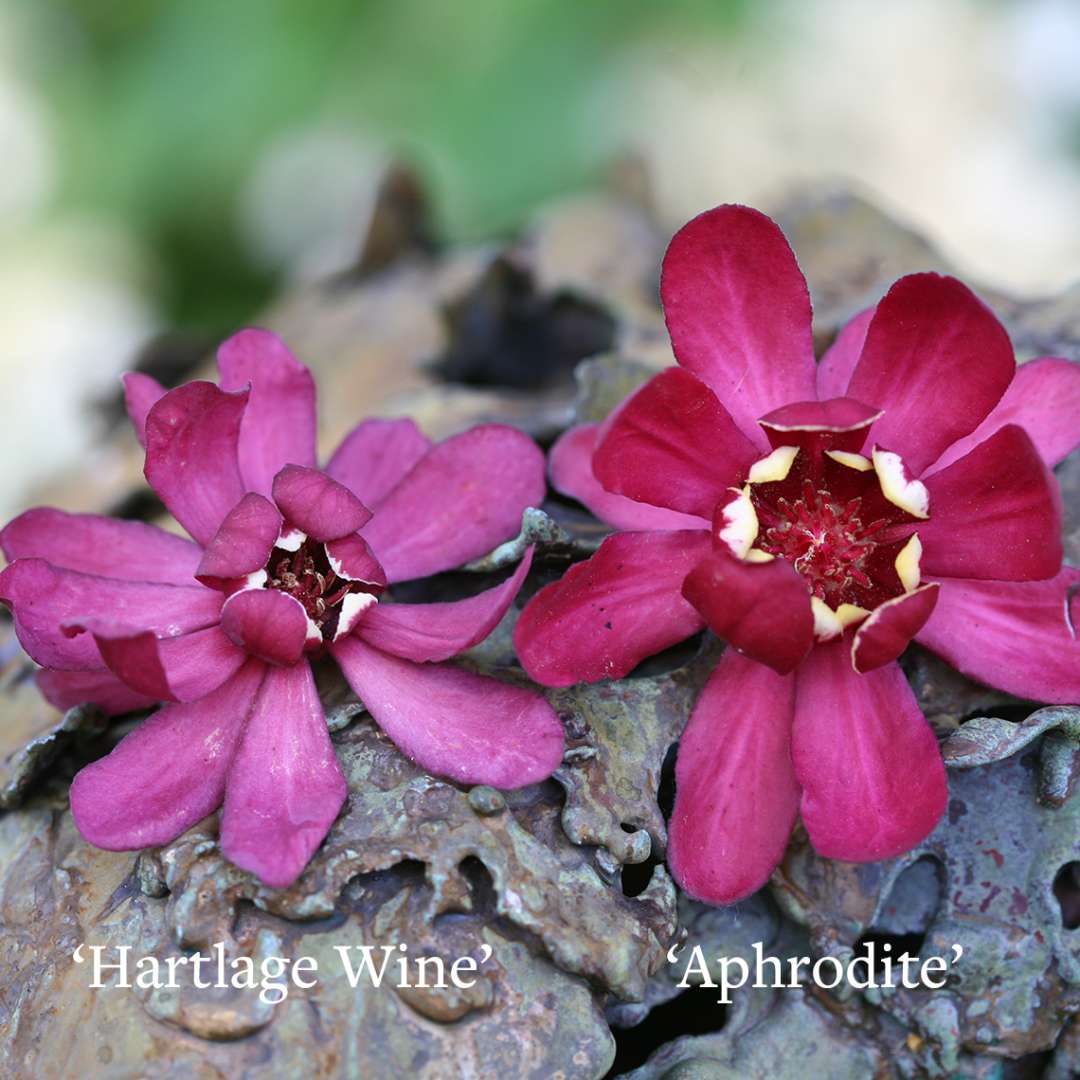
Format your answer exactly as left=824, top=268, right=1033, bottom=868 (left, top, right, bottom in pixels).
left=668, top=650, right=800, bottom=904
left=592, top=368, right=760, bottom=518
left=816, top=306, right=874, bottom=399
left=361, top=424, right=545, bottom=583
left=271, top=465, right=372, bottom=541
left=326, top=417, right=433, bottom=507
left=36, top=668, right=157, bottom=716
left=660, top=205, right=816, bottom=447
left=792, top=646, right=947, bottom=861
left=513, top=530, right=710, bottom=687
left=846, top=274, right=1015, bottom=475
left=144, top=381, right=249, bottom=545
left=122, top=371, right=167, bottom=448
left=1, top=509, right=201, bottom=585
left=333, top=636, right=564, bottom=788
left=682, top=548, right=813, bottom=674
left=220, top=588, right=310, bottom=667
left=217, top=329, right=318, bottom=496
left=916, top=569, right=1080, bottom=704
left=69, top=660, right=264, bottom=850
left=357, top=550, right=531, bottom=662
left=919, top=424, right=1061, bottom=581
left=196, top=493, right=283, bottom=588
left=220, top=660, right=347, bottom=889
left=851, top=584, right=939, bottom=673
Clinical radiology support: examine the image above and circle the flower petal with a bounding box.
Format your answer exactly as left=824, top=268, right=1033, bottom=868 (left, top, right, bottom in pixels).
left=757, top=397, right=881, bottom=456
left=792, top=646, right=947, bottom=861
left=69, top=660, right=264, bottom=850
left=549, top=424, right=708, bottom=532
left=326, top=417, right=433, bottom=507
left=816, top=306, right=874, bottom=399
left=513, top=530, right=710, bottom=687
left=1, top=508, right=200, bottom=585
left=919, top=425, right=1062, bottom=581
left=916, top=569, right=1080, bottom=703
left=144, top=381, right=250, bottom=545
left=357, top=550, right=531, bottom=662
left=88, top=624, right=249, bottom=702
left=196, top=493, right=282, bottom=588
left=217, top=329, right=318, bottom=496
left=682, top=548, right=814, bottom=675
left=667, top=649, right=799, bottom=904
left=324, top=533, right=387, bottom=589
left=850, top=584, right=939, bottom=673
left=361, top=424, right=546, bottom=583
left=0, top=559, right=222, bottom=670
left=271, top=465, right=372, bottom=541
left=845, top=274, right=1015, bottom=475
left=220, top=588, right=310, bottom=667
left=927, top=356, right=1080, bottom=474
left=591, top=368, right=760, bottom=517
left=221, top=660, right=348, bottom=888
left=123, top=371, right=167, bottom=448
left=660, top=204, right=816, bottom=447
left=333, top=636, right=564, bottom=788
left=36, top=668, right=157, bottom=716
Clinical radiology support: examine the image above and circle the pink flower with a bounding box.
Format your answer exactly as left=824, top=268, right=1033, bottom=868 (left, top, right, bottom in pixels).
left=514, top=205, right=1080, bottom=905
left=0, top=329, right=564, bottom=888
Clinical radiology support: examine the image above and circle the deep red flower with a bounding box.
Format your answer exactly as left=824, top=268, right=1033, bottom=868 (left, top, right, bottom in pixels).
left=0, top=329, right=563, bottom=888
left=515, top=205, right=1080, bottom=905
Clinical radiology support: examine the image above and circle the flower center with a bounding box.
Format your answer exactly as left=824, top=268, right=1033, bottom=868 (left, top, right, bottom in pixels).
left=265, top=537, right=379, bottom=642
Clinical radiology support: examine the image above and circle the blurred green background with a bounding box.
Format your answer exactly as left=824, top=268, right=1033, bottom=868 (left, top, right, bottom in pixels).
left=2, top=0, right=1079, bottom=513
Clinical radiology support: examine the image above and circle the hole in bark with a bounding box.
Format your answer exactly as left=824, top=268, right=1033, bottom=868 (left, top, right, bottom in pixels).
left=605, top=983, right=727, bottom=1077
left=431, top=257, right=616, bottom=390
left=657, top=742, right=678, bottom=823
left=620, top=850, right=661, bottom=898
left=1053, top=862, right=1080, bottom=929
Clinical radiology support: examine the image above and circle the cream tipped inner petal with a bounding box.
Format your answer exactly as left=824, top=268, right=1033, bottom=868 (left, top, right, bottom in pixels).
left=872, top=448, right=930, bottom=519
left=745, top=548, right=775, bottom=563
left=243, top=569, right=268, bottom=590
left=895, top=533, right=923, bottom=593
left=719, top=485, right=759, bottom=559
left=333, top=591, right=378, bottom=641
left=825, top=449, right=873, bottom=472
left=747, top=445, right=800, bottom=485
left=811, top=596, right=870, bottom=641
left=277, top=527, right=307, bottom=552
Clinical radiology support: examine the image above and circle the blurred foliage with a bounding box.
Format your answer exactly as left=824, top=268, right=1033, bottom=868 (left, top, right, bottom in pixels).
left=13, top=0, right=747, bottom=332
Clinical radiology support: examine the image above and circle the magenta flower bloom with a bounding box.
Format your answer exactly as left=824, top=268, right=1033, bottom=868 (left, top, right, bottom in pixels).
left=515, top=205, right=1080, bottom=905
left=0, top=330, right=563, bottom=888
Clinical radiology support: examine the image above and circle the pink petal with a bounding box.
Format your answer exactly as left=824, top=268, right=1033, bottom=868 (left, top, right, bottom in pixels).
left=36, top=668, right=157, bottom=716
left=682, top=548, right=814, bottom=675
left=0, top=559, right=222, bottom=670
left=89, top=624, right=249, bottom=702
left=1, top=508, right=200, bottom=585
left=792, top=646, right=947, bottom=861
left=846, top=274, right=1015, bottom=475
left=591, top=368, right=760, bottom=518
left=816, top=306, right=874, bottom=399
left=271, top=465, right=372, bottom=541
left=667, top=649, right=799, bottom=904
left=851, top=584, right=939, bottom=673
left=324, top=533, right=387, bottom=588
left=927, top=356, right=1080, bottom=474
left=757, top=396, right=881, bottom=456
left=919, top=424, right=1062, bottom=581
left=356, top=550, right=532, bottom=662
left=196, top=493, right=282, bottom=588
left=513, top=530, right=710, bottom=687
left=69, top=660, right=265, bottom=850
left=361, top=424, right=546, bottom=583
left=660, top=205, right=816, bottom=447
left=333, top=636, right=564, bottom=788
left=916, top=569, right=1080, bottom=703
left=217, top=329, right=318, bottom=496
left=122, top=371, right=167, bottom=448
left=144, top=381, right=250, bottom=546
left=326, top=417, right=433, bottom=506
left=220, top=660, right=347, bottom=888
left=549, top=424, right=708, bottom=532
left=220, top=588, right=310, bottom=666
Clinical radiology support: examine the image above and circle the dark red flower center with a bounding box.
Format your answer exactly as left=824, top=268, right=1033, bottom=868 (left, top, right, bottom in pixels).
left=265, top=538, right=380, bottom=641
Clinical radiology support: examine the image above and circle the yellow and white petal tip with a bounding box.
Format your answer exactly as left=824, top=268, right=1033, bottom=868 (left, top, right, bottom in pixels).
left=895, top=533, right=923, bottom=592
left=825, top=449, right=873, bottom=472
left=872, top=448, right=929, bottom=519
left=747, top=445, right=799, bottom=485
left=811, top=596, right=870, bottom=641
left=719, top=486, right=759, bottom=559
